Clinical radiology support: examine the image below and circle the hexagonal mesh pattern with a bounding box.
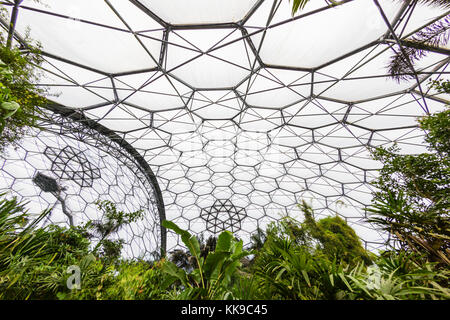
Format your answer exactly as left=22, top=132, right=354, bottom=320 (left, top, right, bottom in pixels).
left=0, top=0, right=448, bottom=253
left=0, top=109, right=164, bottom=259
left=44, top=145, right=102, bottom=188
left=201, top=199, right=247, bottom=235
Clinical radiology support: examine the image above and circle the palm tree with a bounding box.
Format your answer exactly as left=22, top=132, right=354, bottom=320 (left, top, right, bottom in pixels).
left=388, top=2, right=450, bottom=81
left=290, top=1, right=449, bottom=82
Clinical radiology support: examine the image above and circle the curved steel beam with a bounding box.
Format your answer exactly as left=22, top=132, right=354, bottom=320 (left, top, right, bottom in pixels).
left=43, top=102, right=167, bottom=255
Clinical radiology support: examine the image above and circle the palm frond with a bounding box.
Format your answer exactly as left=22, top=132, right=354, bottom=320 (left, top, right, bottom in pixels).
left=388, top=15, right=450, bottom=81
left=291, top=0, right=312, bottom=15
left=413, top=16, right=450, bottom=47
left=414, top=0, right=450, bottom=9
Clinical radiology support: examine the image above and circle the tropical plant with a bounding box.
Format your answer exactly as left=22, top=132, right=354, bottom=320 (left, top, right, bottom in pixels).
left=388, top=15, right=450, bottom=81
left=343, top=251, right=449, bottom=300
left=168, top=233, right=217, bottom=271
left=250, top=201, right=371, bottom=265
left=0, top=194, right=93, bottom=299
left=249, top=209, right=365, bottom=300
left=429, top=78, right=450, bottom=94
left=289, top=0, right=449, bottom=82
left=98, top=260, right=166, bottom=300
left=251, top=213, right=449, bottom=300
left=384, top=0, right=450, bottom=81
left=84, top=200, right=144, bottom=264
left=249, top=227, right=267, bottom=251
left=298, top=201, right=372, bottom=264
left=367, top=81, right=449, bottom=267
left=0, top=32, right=48, bottom=153
left=0, top=194, right=146, bottom=300
left=252, top=233, right=319, bottom=299
left=0, top=59, right=20, bottom=133
left=59, top=258, right=167, bottom=300
left=0, top=191, right=447, bottom=300
left=161, top=220, right=250, bottom=300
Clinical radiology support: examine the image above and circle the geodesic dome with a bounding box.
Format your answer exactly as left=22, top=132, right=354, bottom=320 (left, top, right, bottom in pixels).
left=0, top=0, right=449, bottom=254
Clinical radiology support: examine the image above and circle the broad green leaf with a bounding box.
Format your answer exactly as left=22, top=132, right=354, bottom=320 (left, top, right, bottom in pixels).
left=231, top=240, right=244, bottom=259
left=204, top=251, right=228, bottom=280
left=215, top=231, right=232, bottom=252
left=190, top=268, right=202, bottom=285
left=161, top=260, right=188, bottom=287
left=301, top=270, right=311, bottom=287
left=162, top=220, right=200, bottom=259
left=1, top=101, right=20, bottom=111
left=162, top=220, right=189, bottom=238
left=222, top=259, right=242, bottom=283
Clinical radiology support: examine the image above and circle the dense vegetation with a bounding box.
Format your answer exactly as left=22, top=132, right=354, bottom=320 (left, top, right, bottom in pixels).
left=0, top=31, right=47, bottom=153
left=0, top=189, right=448, bottom=300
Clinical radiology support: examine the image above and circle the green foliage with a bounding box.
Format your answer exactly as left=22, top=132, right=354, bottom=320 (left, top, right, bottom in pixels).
left=86, top=200, right=144, bottom=263
left=290, top=0, right=342, bottom=15
left=0, top=193, right=447, bottom=300
left=248, top=207, right=365, bottom=300
left=168, top=233, right=217, bottom=271
left=252, top=235, right=320, bottom=299
left=250, top=201, right=371, bottom=265
left=250, top=216, right=449, bottom=300
left=0, top=2, right=447, bottom=300
left=60, top=259, right=167, bottom=300
left=0, top=194, right=92, bottom=299
left=161, top=220, right=250, bottom=300
left=343, top=252, right=449, bottom=300
left=0, top=194, right=147, bottom=300
left=386, top=2, right=449, bottom=81
left=299, top=201, right=372, bottom=264
left=368, top=100, right=449, bottom=266
left=99, top=261, right=166, bottom=300
left=290, top=0, right=312, bottom=14
left=429, top=78, right=450, bottom=95
left=0, top=34, right=48, bottom=153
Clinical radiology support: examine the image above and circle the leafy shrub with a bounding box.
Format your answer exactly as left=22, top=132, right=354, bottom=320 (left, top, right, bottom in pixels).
left=0, top=194, right=147, bottom=300
left=0, top=32, right=48, bottom=153
left=161, top=220, right=250, bottom=300
left=368, top=88, right=449, bottom=267
left=249, top=202, right=448, bottom=300
left=0, top=193, right=447, bottom=300
left=0, top=194, right=92, bottom=299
